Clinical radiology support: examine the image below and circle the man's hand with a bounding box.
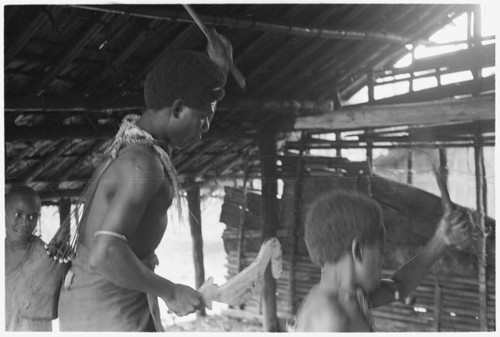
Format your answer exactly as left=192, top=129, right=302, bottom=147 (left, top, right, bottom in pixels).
left=435, top=209, right=472, bottom=251
left=162, top=284, right=205, bottom=317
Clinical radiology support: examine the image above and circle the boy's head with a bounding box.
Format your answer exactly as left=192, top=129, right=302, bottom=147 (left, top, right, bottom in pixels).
left=305, top=189, right=386, bottom=266
left=144, top=50, right=227, bottom=114
left=5, top=185, right=41, bottom=242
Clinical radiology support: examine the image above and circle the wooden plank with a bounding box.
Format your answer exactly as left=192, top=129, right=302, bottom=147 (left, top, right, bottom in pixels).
left=4, top=94, right=333, bottom=115
left=294, top=96, right=494, bottom=131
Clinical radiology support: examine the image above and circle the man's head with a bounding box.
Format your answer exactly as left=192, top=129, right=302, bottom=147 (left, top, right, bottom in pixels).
left=144, top=50, right=227, bottom=149
left=305, top=189, right=386, bottom=266
left=5, top=185, right=41, bottom=242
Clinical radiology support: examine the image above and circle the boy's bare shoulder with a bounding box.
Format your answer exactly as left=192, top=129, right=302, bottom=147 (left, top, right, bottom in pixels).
left=296, top=289, right=350, bottom=332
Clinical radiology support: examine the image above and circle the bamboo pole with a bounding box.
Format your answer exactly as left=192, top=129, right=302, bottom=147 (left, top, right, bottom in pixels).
left=438, top=147, right=448, bottom=189
left=235, top=167, right=250, bottom=310
left=72, top=5, right=413, bottom=44
left=474, top=125, right=488, bottom=331
left=258, top=130, right=279, bottom=332
left=407, top=147, right=413, bottom=185
left=289, top=131, right=308, bottom=317
left=433, top=281, right=442, bottom=331
left=186, top=180, right=206, bottom=317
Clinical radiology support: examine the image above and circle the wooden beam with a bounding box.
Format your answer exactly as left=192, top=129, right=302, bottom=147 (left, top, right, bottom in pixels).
left=339, top=6, right=463, bottom=99
left=258, top=131, right=279, bottom=332
left=72, top=4, right=414, bottom=44
left=186, top=180, right=206, bottom=317
left=39, top=188, right=84, bottom=201
left=375, top=43, right=494, bottom=78
left=5, top=95, right=333, bottom=114
left=294, top=97, right=494, bottom=131
left=368, top=76, right=495, bottom=105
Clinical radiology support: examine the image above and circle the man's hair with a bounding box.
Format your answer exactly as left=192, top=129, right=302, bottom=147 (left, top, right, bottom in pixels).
left=305, top=189, right=386, bottom=266
left=144, top=50, right=227, bottom=112
left=5, top=185, right=41, bottom=208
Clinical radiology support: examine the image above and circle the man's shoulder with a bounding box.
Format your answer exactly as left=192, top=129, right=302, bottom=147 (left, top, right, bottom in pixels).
left=113, top=143, right=165, bottom=172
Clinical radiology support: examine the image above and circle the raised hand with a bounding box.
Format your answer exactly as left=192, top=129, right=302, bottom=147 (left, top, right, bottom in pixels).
left=435, top=208, right=473, bottom=251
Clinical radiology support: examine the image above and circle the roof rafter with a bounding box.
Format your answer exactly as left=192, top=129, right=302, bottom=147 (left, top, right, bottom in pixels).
left=72, top=4, right=415, bottom=45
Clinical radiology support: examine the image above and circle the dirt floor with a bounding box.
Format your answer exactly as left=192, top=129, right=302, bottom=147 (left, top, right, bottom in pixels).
left=163, top=314, right=264, bottom=332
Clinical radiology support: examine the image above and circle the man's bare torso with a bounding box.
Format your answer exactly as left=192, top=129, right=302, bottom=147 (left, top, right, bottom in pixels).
left=80, top=145, right=173, bottom=259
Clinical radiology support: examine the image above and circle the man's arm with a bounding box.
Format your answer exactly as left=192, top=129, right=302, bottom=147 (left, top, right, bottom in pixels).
left=88, top=145, right=203, bottom=316
left=370, top=209, right=471, bottom=308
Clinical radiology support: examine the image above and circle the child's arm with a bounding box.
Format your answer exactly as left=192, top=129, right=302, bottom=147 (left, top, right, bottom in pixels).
left=370, top=209, right=471, bottom=308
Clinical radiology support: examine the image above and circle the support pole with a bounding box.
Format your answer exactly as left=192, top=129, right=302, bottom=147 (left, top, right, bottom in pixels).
left=474, top=126, right=488, bottom=331
left=187, top=179, right=206, bottom=317
left=407, top=147, right=413, bottom=185
left=433, top=281, right=442, bottom=331
left=438, top=147, right=448, bottom=188
left=258, top=131, right=279, bottom=332
left=236, top=167, right=250, bottom=310
left=289, top=132, right=308, bottom=318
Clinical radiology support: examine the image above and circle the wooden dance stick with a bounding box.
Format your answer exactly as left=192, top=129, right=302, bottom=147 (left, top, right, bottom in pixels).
left=183, top=4, right=246, bottom=89
left=198, top=237, right=282, bottom=310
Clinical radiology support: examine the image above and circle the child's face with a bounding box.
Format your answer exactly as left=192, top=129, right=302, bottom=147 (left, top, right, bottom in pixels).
left=357, top=239, right=384, bottom=293
left=6, top=194, right=40, bottom=242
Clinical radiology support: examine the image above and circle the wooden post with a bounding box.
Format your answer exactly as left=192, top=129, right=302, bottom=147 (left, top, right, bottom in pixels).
left=438, top=147, right=448, bottom=188
left=236, top=167, right=250, bottom=310
left=366, top=134, right=373, bottom=196
left=335, top=131, right=342, bottom=157
left=367, top=69, right=375, bottom=103
left=186, top=179, right=206, bottom=317
left=472, top=6, right=482, bottom=96
left=289, top=132, right=308, bottom=318
left=407, top=147, right=413, bottom=185
left=258, top=131, right=279, bottom=332
left=433, top=281, right=442, bottom=331
left=474, top=127, right=488, bottom=331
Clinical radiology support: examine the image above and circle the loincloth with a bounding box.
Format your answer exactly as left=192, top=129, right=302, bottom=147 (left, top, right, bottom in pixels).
left=58, top=243, right=164, bottom=332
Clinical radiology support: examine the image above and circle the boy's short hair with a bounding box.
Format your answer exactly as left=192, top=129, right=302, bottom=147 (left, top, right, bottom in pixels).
left=305, top=189, right=386, bottom=265
left=144, top=50, right=227, bottom=113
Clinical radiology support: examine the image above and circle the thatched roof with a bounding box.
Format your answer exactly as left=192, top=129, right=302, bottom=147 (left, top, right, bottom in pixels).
left=4, top=4, right=494, bottom=202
